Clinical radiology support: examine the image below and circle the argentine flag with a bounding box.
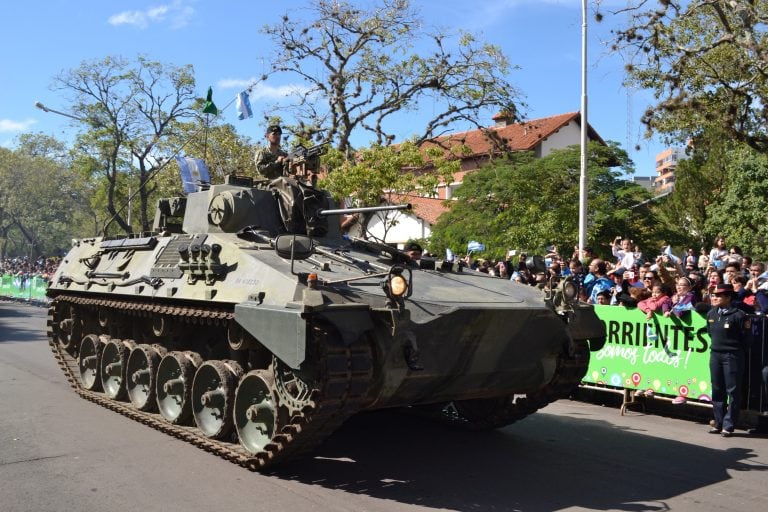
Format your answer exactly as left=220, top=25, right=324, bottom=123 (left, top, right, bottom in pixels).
left=236, top=90, right=253, bottom=120
left=467, top=240, right=486, bottom=253
left=176, top=157, right=211, bottom=194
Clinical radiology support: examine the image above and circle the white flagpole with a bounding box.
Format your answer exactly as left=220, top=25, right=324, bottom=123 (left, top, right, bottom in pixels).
left=578, top=0, right=589, bottom=260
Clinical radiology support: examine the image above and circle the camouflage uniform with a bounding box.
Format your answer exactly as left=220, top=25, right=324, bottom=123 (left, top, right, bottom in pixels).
left=253, top=146, right=288, bottom=179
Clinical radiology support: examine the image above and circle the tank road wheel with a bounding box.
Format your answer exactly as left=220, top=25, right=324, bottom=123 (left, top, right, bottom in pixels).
left=234, top=370, right=280, bottom=454
left=156, top=351, right=202, bottom=424
left=78, top=334, right=104, bottom=391
left=55, top=301, right=82, bottom=352
left=192, top=361, right=243, bottom=439
left=126, top=344, right=164, bottom=411
left=100, top=339, right=135, bottom=400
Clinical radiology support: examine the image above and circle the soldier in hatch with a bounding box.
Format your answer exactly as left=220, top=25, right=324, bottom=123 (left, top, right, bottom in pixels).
left=253, top=124, right=288, bottom=179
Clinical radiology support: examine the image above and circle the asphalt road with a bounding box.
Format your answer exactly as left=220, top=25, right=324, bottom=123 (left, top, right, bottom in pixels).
left=1, top=300, right=767, bottom=512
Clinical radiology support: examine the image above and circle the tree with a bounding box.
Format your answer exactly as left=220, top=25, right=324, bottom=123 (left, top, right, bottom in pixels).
left=654, top=142, right=729, bottom=250
left=52, top=55, right=198, bottom=234
left=320, top=140, right=459, bottom=241
left=606, top=1, right=768, bottom=152
left=429, top=143, right=653, bottom=260
left=0, top=137, right=85, bottom=259
left=0, top=147, right=20, bottom=258
left=15, top=133, right=68, bottom=160
left=704, top=145, right=768, bottom=260
left=262, top=0, right=522, bottom=152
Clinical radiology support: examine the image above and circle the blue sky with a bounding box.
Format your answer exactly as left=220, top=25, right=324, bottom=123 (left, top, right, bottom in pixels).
left=0, top=0, right=663, bottom=176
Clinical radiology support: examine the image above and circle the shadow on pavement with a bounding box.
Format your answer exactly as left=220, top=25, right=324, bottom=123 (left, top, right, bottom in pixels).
left=273, top=408, right=766, bottom=512
left=3, top=301, right=764, bottom=511
left=0, top=301, right=47, bottom=343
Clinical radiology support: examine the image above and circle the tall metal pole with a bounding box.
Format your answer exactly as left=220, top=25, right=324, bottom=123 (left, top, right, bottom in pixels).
left=127, top=185, right=132, bottom=229
left=578, top=0, right=589, bottom=261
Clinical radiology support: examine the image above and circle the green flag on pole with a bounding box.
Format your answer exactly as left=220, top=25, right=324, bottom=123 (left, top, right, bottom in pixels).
left=203, top=86, right=218, bottom=115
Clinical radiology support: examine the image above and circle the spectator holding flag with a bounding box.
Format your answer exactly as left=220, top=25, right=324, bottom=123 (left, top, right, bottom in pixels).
left=665, top=277, right=697, bottom=317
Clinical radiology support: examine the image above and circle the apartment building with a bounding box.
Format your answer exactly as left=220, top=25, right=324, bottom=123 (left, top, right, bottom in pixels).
left=654, top=147, right=687, bottom=195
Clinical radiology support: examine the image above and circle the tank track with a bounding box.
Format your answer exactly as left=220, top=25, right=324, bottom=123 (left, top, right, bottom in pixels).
left=421, top=339, right=591, bottom=431
left=46, top=294, right=372, bottom=471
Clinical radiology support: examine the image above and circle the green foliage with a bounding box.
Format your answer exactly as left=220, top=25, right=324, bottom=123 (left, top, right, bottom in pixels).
left=704, top=146, right=768, bottom=260
left=608, top=1, right=768, bottom=152
left=53, top=55, right=199, bottom=233
left=625, top=138, right=768, bottom=261
left=319, top=140, right=459, bottom=206
left=15, top=133, right=68, bottom=160
left=429, top=143, right=652, bottom=260
left=0, top=138, right=88, bottom=258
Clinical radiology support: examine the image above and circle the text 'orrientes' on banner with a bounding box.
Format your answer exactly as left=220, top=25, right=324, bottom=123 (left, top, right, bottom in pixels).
left=583, top=305, right=711, bottom=401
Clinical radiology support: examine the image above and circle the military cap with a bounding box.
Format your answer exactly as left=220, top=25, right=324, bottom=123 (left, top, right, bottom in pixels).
left=713, top=283, right=734, bottom=296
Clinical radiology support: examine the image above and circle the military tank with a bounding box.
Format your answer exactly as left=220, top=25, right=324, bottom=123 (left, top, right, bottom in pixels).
left=47, top=172, right=605, bottom=470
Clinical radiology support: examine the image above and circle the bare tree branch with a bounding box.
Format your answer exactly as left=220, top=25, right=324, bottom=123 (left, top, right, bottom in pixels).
left=261, top=0, right=524, bottom=154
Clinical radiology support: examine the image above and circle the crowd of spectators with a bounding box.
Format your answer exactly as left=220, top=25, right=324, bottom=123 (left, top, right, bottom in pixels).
left=454, top=237, right=768, bottom=315
left=0, top=256, right=60, bottom=283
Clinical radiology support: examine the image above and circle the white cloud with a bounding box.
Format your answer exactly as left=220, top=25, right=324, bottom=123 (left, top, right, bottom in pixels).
left=148, top=5, right=170, bottom=20
left=0, top=118, right=37, bottom=133
left=108, top=11, right=147, bottom=28
left=217, top=79, right=312, bottom=100
left=108, top=1, right=194, bottom=30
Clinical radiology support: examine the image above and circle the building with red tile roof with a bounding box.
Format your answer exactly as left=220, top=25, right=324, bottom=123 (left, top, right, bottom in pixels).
left=426, top=111, right=605, bottom=200
left=367, top=111, right=606, bottom=246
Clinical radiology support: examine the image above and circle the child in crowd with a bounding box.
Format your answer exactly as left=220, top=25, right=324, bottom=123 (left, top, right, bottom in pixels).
left=638, top=284, right=672, bottom=319
left=611, top=237, right=636, bottom=270
left=697, top=247, right=710, bottom=272
left=685, top=248, right=697, bottom=269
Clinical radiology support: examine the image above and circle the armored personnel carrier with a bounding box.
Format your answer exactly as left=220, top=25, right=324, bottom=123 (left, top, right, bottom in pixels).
left=47, top=173, right=605, bottom=470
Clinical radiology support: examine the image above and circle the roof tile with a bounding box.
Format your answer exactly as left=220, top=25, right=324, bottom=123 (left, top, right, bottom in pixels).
left=388, top=194, right=449, bottom=225
left=422, top=111, right=602, bottom=158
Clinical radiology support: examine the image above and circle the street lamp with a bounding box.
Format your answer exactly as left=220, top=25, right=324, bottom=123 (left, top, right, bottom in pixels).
left=34, top=101, right=88, bottom=123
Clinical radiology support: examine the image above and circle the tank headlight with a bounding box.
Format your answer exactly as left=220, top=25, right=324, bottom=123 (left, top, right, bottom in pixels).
left=382, top=265, right=412, bottom=304
left=390, top=275, right=408, bottom=297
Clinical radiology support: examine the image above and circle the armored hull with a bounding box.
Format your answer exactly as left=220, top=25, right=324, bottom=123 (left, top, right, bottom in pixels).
left=47, top=177, right=605, bottom=469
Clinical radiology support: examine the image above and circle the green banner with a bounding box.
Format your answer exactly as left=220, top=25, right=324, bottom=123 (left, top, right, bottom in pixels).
left=0, top=273, right=49, bottom=302
left=584, top=305, right=712, bottom=401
